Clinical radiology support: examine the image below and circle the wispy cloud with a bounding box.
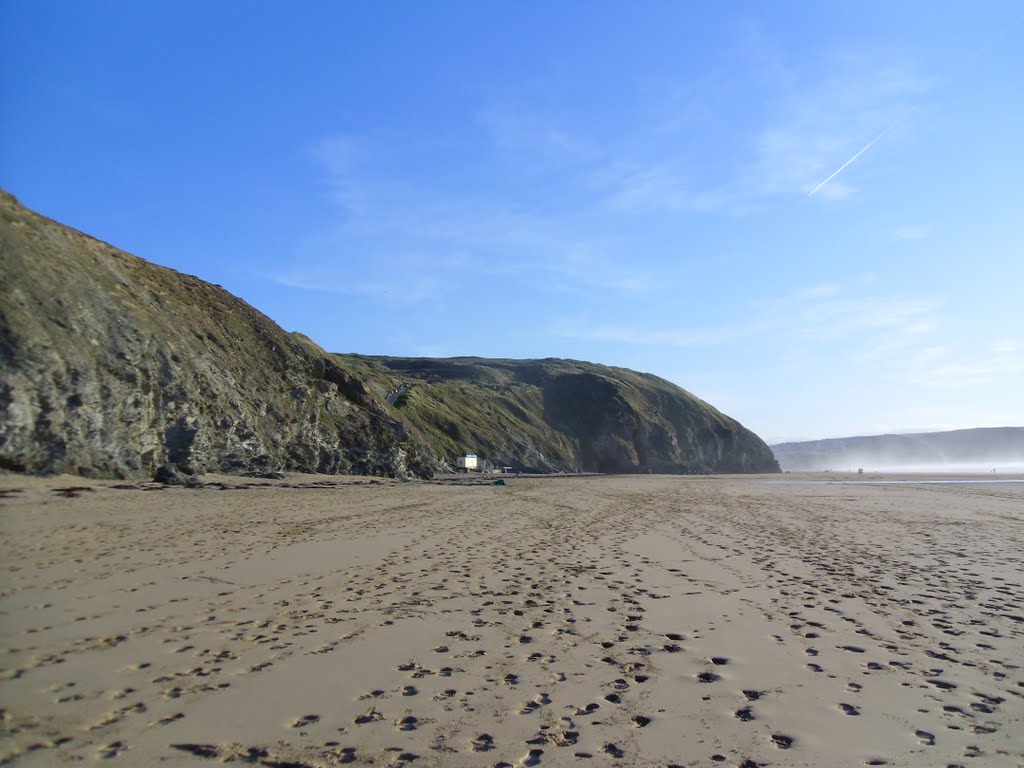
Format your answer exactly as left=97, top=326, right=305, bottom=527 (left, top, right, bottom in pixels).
left=549, top=319, right=755, bottom=348
left=313, top=135, right=369, bottom=213
left=902, top=339, right=1024, bottom=390
left=800, top=283, right=843, bottom=300
left=292, top=40, right=929, bottom=319
left=294, top=133, right=657, bottom=304
left=578, top=52, right=928, bottom=213
left=745, top=54, right=927, bottom=202
left=793, top=295, right=939, bottom=341
left=807, top=123, right=896, bottom=197
left=597, top=162, right=726, bottom=213
left=891, top=226, right=929, bottom=241
left=270, top=269, right=447, bottom=304
left=477, top=107, right=591, bottom=159
left=538, top=246, right=653, bottom=296
left=552, top=284, right=942, bottom=351
left=812, top=180, right=855, bottom=200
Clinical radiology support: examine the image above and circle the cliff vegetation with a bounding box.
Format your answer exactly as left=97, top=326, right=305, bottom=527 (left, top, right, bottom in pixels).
left=1, top=191, right=779, bottom=478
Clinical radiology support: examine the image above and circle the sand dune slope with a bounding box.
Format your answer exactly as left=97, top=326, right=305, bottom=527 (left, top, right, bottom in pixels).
left=1, top=474, right=1022, bottom=767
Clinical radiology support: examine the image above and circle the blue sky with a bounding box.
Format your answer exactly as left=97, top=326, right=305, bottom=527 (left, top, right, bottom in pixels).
left=3, top=2, right=1022, bottom=443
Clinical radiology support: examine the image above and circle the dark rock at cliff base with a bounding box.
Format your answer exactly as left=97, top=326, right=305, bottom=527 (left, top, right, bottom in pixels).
left=153, top=464, right=187, bottom=485
left=241, top=470, right=286, bottom=480
left=152, top=464, right=205, bottom=487
left=1, top=190, right=779, bottom=479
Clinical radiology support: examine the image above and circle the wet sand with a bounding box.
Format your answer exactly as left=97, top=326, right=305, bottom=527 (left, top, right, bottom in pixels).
left=1, top=472, right=1022, bottom=767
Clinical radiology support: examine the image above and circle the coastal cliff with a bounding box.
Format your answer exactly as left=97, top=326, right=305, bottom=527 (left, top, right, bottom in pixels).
left=1, top=191, right=779, bottom=478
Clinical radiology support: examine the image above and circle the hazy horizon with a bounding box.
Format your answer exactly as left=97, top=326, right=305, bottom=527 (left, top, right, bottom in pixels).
left=776, top=460, right=1024, bottom=474
left=770, top=425, right=1024, bottom=474
left=768, top=424, right=1024, bottom=446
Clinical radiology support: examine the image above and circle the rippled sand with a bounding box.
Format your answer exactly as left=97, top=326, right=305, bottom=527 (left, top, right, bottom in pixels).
left=1, top=472, right=1022, bottom=767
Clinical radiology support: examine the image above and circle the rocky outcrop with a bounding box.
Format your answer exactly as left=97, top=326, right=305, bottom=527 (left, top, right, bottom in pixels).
left=1, top=190, right=779, bottom=478
left=0, top=190, right=436, bottom=478
left=340, top=357, right=779, bottom=475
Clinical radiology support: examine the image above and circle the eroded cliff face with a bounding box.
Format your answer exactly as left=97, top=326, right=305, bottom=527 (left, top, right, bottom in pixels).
left=1, top=191, right=779, bottom=478
left=359, top=358, right=779, bottom=475
left=0, top=191, right=436, bottom=478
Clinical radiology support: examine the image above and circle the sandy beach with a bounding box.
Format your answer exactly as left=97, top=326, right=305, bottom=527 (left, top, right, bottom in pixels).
left=1, top=473, right=1021, bottom=767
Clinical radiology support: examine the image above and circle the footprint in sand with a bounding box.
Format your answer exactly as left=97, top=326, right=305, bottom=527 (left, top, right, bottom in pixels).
left=520, top=698, right=543, bottom=714
left=839, top=702, right=860, bottom=716
left=915, top=729, right=935, bottom=746
left=173, top=745, right=220, bottom=759
left=772, top=733, right=795, bottom=749
left=471, top=733, right=495, bottom=752
left=97, top=741, right=127, bottom=759
left=151, top=712, right=185, bottom=727
left=603, top=743, right=625, bottom=758
left=388, top=751, right=420, bottom=767
left=354, top=707, right=384, bottom=725
left=520, top=748, right=544, bottom=766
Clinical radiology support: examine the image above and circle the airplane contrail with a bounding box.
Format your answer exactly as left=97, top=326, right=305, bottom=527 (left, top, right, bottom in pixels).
left=807, top=124, right=894, bottom=197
